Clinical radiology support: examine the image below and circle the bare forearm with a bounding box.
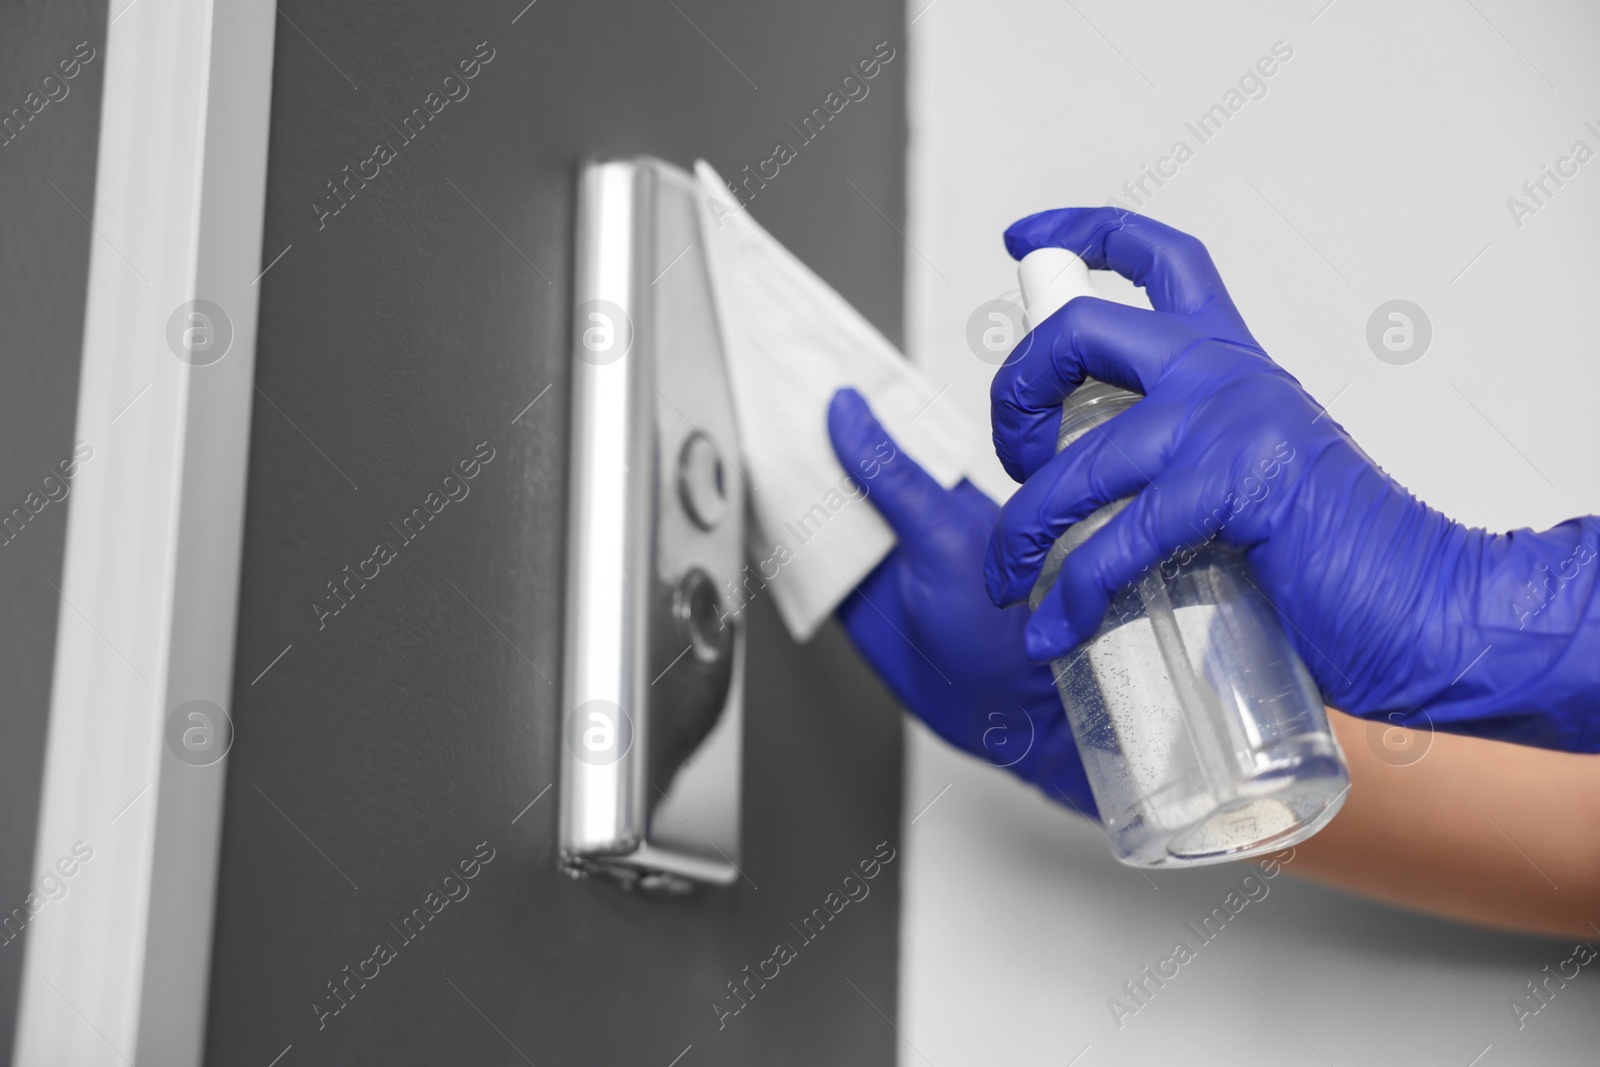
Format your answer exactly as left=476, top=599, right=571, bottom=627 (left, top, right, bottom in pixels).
left=1290, top=710, right=1600, bottom=938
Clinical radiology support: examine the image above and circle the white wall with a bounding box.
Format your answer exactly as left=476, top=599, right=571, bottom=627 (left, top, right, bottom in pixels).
left=900, top=1, right=1600, bottom=1063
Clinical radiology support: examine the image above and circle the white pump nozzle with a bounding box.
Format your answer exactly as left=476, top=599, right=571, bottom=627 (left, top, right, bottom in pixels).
left=1018, top=247, right=1099, bottom=331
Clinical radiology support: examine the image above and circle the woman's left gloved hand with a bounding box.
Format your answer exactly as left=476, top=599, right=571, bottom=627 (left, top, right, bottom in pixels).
left=826, top=387, right=1097, bottom=817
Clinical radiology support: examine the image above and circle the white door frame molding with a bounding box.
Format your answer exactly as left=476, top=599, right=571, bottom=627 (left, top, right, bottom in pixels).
left=13, top=1, right=277, bottom=1063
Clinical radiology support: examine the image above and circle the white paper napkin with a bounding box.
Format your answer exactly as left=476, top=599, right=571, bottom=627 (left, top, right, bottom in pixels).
left=694, top=160, right=1014, bottom=641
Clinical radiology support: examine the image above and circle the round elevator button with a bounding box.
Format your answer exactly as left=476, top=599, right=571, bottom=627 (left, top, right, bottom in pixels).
left=676, top=431, right=728, bottom=530
left=675, top=568, right=731, bottom=664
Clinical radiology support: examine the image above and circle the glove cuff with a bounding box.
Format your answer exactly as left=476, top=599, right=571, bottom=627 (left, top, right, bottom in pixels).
left=1393, top=518, right=1600, bottom=752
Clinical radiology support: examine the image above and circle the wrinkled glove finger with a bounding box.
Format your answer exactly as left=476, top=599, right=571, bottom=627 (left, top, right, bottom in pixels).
left=990, top=298, right=1202, bottom=481
left=1023, top=461, right=1216, bottom=661
left=986, top=396, right=1176, bottom=607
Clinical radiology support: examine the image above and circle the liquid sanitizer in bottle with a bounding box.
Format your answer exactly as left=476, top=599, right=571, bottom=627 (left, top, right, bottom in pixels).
left=1017, top=247, right=1349, bottom=868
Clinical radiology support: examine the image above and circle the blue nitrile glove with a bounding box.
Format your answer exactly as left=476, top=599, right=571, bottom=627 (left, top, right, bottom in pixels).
left=986, top=207, right=1600, bottom=754
left=827, top=388, right=1097, bottom=816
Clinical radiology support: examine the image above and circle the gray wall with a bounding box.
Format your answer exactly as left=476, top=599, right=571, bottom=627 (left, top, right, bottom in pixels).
left=204, top=1, right=908, bottom=1063
left=0, top=1, right=106, bottom=1059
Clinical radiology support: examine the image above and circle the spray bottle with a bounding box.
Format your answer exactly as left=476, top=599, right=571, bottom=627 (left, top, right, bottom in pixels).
left=1017, top=248, right=1349, bottom=867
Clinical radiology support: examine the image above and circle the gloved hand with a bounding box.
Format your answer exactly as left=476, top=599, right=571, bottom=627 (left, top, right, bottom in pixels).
left=986, top=207, right=1600, bottom=754
left=827, top=388, right=1097, bottom=816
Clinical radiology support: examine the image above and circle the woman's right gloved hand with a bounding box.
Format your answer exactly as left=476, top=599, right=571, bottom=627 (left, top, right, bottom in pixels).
left=985, top=207, right=1600, bottom=754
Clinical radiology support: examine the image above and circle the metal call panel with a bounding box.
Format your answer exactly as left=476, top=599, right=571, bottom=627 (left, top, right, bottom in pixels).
left=560, top=158, right=744, bottom=890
